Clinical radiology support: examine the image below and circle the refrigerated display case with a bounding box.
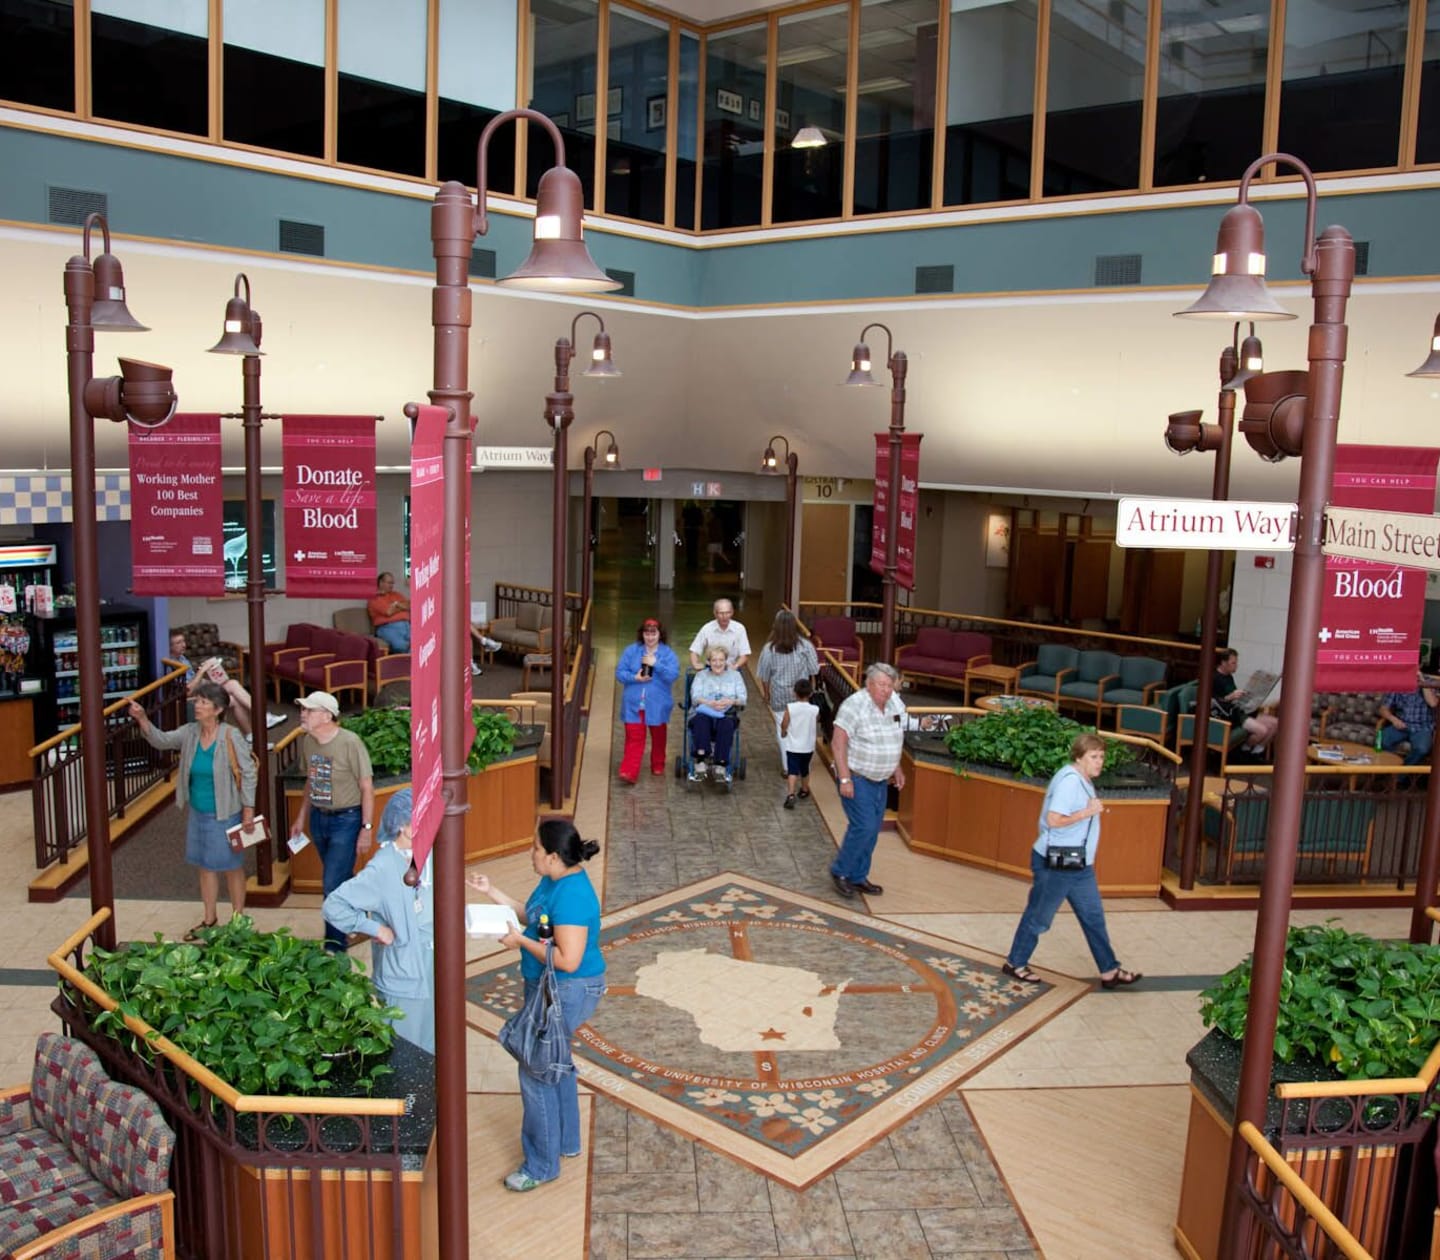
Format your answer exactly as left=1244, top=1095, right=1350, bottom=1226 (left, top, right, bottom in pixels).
left=31, top=606, right=152, bottom=743
left=0, top=542, right=56, bottom=788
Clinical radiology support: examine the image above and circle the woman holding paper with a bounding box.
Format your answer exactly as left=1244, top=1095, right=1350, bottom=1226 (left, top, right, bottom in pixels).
left=466, top=819, right=605, bottom=1192
left=322, top=789, right=434, bottom=1053
left=129, top=681, right=256, bottom=940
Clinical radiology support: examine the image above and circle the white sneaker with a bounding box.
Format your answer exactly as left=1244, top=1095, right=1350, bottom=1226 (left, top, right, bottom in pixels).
left=481, top=636, right=502, bottom=652
left=689, top=761, right=706, bottom=782
left=471, top=662, right=483, bottom=676
left=720, top=767, right=733, bottom=784
left=265, top=712, right=286, bottom=730
left=710, top=762, right=725, bottom=781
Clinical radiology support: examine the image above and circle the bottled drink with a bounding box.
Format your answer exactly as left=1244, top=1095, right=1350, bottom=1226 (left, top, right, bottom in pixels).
left=536, top=913, right=553, bottom=941
left=1375, top=726, right=1384, bottom=753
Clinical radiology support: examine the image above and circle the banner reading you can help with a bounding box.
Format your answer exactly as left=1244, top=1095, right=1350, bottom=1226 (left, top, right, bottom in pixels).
left=129, top=413, right=225, bottom=595
left=870, top=432, right=923, bottom=590
left=282, top=415, right=377, bottom=597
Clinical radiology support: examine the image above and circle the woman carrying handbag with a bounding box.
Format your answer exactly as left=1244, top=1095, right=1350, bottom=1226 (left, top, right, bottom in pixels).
left=467, top=819, right=606, bottom=1192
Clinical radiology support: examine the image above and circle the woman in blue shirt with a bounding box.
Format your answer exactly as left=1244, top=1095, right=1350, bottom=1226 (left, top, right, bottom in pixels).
left=467, top=819, right=605, bottom=1192
left=614, top=617, right=680, bottom=783
left=688, top=646, right=747, bottom=781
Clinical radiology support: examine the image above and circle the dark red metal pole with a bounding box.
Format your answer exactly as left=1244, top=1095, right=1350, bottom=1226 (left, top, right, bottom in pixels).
left=1410, top=732, right=1440, bottom=942
left=547, top=341, right=575, bottom=811
left=581, top=446, right=596, bottom=613
left=1218, top=222, right=1355, bottom=1255
left=1178, top=350, right=1237, bottom=889
left=239, top=355, right=273, bottom=887
left=63, top=249, right=117, bottom=951
left=880, top=351, right=907, bottom=665
left=783, top=450, right=798, bottom=609
left=425, top=178, right=475, bottom=1260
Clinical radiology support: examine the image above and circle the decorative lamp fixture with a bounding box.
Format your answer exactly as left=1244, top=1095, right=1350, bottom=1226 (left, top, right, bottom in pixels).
left=1175, top=186, right=1308, bottom=322
left=1237, top=369, right=1309, bottom=462
left=791, top=126, right=827, bottom=149
left=1408, top=314, right=1440, bottom=377
left=208, top=274, right=263, bottom=356
left=1225, top=326, right=1265, bottom=390
left=583, top=327, right=621, bottom=378
left=493, top=164, right=621, bottom=293
left=1162, top=409, right=1212, bottom=455
left=844, top=341, right=881, bottom=387
left=86, top=222, right=148, bottom=331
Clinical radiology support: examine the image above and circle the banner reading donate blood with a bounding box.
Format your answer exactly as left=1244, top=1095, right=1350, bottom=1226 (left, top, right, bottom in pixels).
left=1317, top=444, right=1440, bottom=691
left=408, top=405, right=446, bottom=875
left=282, top=415, right=377, bottom=597
left=129, top=413, right=225, bottom=595
left=870, top=433, right=922, bottom=589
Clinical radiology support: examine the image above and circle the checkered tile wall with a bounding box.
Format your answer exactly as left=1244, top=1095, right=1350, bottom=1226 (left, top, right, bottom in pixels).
left=0, top=474, right=129, bottom=525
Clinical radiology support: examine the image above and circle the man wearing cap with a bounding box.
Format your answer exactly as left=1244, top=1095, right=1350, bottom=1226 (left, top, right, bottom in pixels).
left=688, top=598, right=750, bottom=672
left=289, top=691, right=376, bottom=952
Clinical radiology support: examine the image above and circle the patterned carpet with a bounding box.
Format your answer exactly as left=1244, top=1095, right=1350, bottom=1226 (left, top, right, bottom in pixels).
left=465, top=872, right=1086, bottom=1188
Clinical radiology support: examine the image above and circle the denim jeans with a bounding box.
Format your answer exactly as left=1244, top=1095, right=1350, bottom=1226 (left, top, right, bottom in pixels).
left=311, top=805, right=362, bottom=951
left=517, top=975, right=606, bottom=1182
left=1007, top=849, right=1118, bottom=975
left=1382, top=723, right=1434, bottom=766
left=375, top=620, right=410, bottom=652
left=831, top=774, right=888, bottom=883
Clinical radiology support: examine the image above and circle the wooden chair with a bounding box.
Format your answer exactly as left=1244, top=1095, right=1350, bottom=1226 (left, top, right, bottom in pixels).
left=1115, top=704, right=1170, bottom=748
left=1177, top=711, right=1247, bottom=776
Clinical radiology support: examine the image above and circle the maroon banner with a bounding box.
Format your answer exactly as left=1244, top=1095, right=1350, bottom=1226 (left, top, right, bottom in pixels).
left=128, top=413, right=225, bottom=595
left=870, top=433, right=922, bottom=590
left=282, top=415, right=377, bottom=597
left=408, top=405, right=446, bottom=876
left=1317, top=444, right=1440, bottom=692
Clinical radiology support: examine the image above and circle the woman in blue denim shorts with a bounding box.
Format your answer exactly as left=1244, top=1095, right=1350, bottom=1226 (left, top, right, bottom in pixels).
left=468, top=819, right=606, bottom=1191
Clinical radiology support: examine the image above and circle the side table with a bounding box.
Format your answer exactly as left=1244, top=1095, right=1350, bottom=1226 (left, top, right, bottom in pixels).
left=522, top=653, right=552, bottom=690
left=964, top=662, right=1019, bottom=707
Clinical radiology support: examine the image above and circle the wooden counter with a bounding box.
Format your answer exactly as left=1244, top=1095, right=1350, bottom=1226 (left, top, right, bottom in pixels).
left=896, top=750, right=1169, bottom=896
left=0, top=695, right=35, bottom=791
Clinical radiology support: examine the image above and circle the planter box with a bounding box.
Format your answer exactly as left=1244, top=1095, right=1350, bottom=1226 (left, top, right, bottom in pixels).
left=896, top=746, right=1169, bottom=896
left=283, top=741, right=539, bottom=894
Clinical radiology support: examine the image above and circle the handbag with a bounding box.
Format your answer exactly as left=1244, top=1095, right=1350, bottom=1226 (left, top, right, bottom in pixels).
left=498, top=942, right=574, bottom=1081
left=1040, top=767, right=1095, bottom=870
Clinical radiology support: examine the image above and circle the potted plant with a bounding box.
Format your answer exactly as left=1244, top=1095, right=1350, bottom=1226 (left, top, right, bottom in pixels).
left=341, top=704, right=519, bottom=778
left=941, top=705, right=1143, bottom=784
left=86, top=915, right=402, bottom=1096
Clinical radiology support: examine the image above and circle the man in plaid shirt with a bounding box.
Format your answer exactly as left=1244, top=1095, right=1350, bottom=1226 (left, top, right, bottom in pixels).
left=1378, top=683, right=1438, bottom=766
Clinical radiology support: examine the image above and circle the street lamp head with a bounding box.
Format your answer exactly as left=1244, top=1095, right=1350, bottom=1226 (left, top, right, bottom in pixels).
left=83, top=357, right=177, bottom=428
left=1225, top=329, right=1265, bottom=391
left=582, top=328, right=621, bottom=377
left=89, top=253, right=148, bottom=332
left=1163, top=409, right=1211, bottom=455
left=762, top=434, right=793, bottom=472
left=1407, top=314, right=1440, bottom=377
left=1175, top=203, right=1296, bottom=322
left=1238, top=369, right=1308, bottom=461
left=844, top=341, right=881, bottom=386
left=208, top=274, right=263, bottom=356
left=499, top=165, right=622, bottom=292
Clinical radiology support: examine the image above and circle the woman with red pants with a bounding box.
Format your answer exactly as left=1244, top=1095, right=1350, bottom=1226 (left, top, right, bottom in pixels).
left=615, top=618, right=680, bottom=784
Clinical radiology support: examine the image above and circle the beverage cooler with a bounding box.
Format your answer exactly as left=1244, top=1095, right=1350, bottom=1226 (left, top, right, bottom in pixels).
left=0, top=542, right=58, bottom=787
left=31, top=606, right=152, bottom=743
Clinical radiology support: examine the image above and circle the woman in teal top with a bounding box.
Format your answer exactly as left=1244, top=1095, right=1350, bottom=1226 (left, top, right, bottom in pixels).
left=468, top=819, right=605, bottom=1192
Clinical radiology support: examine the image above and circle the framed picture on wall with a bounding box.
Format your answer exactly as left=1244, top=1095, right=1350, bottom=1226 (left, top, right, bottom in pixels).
left=646, top=95, right=666, bottom=131
left=552, top=113, right=569, bottom=129
left=748, top=98, right=761, bottom=123
left=575, top=91, right=596, bottom=123
left=985, top=512, right=1011, bottom=569
left=607, top=86, right=623, bottom=115
left=775, top=108, right=791, bottom=131
left=716, top=87, right=743, bottom=116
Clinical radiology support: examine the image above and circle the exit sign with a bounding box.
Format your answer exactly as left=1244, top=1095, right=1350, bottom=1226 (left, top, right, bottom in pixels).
left=642, top=468, right=662, bottom=482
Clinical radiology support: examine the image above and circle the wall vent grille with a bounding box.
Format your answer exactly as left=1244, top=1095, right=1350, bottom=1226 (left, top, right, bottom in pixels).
left=278, top=219, right=325, bottom=257
left=470, top=247, right=496, bottom=279
left=48, top=186, right=107, bottom=226
left=605, top=269, right=635, bottom=296
left=1353, top=241, right=1370, bottom=275
left=915, top=264, right=954, bottom=294
left=1094, top=253, right=1142, bottom=286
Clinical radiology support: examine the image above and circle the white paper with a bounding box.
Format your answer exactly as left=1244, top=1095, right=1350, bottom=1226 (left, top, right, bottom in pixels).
left=287, top=832, right=311, bottom=854
left=465, top=903, right=520, bottom=937
left=470, top=601, right=488, bottom=625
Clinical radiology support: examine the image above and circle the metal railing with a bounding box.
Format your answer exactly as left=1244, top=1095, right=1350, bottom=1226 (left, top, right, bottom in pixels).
left=28, top=669, right=189, bottom=870
left=48, top=909, right=417, bottom=1260
left=1235, top=1121, right=1373, bottom=1259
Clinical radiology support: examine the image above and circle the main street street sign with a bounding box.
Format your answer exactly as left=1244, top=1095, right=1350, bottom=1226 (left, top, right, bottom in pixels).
left=1116, top=497, right=1297, bottom=550
left=1323, top=504, right=1440, bottom=572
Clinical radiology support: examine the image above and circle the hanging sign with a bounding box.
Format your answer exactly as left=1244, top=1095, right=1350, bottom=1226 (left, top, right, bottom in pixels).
left=475, top=445, right=552, bottom=469
left=1115, top=497, right=1297, bottom=550
left=282, top=415, right=378, bottom=597
left=870, top=433, right=922, bottom=589
left=128, top=413, right=225, bottom=595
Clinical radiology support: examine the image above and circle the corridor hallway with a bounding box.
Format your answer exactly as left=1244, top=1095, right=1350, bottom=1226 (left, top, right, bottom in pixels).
left=0, top=615, right=1417, bottom=1257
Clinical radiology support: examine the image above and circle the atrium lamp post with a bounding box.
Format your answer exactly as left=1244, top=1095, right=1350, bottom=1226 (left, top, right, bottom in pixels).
left=1164, top=323, right=1264, bottom=890
left=543, top=312, right=620, bottom=810
left=207, top=274, right=275, bottom=886
left=580, top=428, right=620, bottom=611
left=63, top=213, right=177, bottom=952
left=425, top=108, right=618, bottom=1257
left=842, top=323, right=908, bottom=664
left=1174, top=153, right=1355, bottom=1256
left=762, top=435, right=799, bottom=609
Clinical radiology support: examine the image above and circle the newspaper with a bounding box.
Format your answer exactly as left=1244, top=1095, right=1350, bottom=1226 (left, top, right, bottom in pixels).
left=1231, top=669, right=1280, bottom=714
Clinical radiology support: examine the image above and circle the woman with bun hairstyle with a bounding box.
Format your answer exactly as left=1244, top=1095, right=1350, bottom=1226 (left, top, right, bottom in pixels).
left=467, top=819, right=606, bottom=1192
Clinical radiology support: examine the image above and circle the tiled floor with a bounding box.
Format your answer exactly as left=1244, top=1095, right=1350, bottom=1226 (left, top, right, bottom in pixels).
left=0, top=609, right=1420, bottom=1258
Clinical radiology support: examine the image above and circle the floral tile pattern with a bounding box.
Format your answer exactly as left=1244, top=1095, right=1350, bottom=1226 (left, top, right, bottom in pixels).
left=466, top=873, right=1086, bottom=1188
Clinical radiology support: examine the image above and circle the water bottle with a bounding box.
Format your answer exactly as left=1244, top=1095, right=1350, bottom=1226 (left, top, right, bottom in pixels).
left=1375, top=726, right=1384, bottom=753
left=536, top=913, right=553, bottom=941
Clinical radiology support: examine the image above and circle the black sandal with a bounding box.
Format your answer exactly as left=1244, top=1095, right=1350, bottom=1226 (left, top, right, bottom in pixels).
left=1100, top=967, right=1142, bottom=989
left=1002, top=961, right=1043, bottom=985
left=183, top=919, right=218, bottom=942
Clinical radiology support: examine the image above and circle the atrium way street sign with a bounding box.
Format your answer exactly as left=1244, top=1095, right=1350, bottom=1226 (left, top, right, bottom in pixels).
left=1323, top=505, right=1440, bottom=572
left=1116, top=497, right=1297, bottom=550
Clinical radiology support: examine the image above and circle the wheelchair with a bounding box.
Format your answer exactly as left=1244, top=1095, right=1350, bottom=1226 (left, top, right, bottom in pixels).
left=673, top=668, right=747, bottom=789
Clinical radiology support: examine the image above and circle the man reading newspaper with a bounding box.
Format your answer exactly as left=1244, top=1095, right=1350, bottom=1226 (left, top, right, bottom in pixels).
left=1212, top=649, right=1280, bottom=756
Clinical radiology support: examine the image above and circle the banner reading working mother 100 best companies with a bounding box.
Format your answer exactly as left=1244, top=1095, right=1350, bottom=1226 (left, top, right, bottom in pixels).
left=1318, top=444, right=1440, bottom=692
left=870, top=433, right=922, bottom=589
left=128, top=413, right=225, bottom=595
left=282, top=415, right=378, bottom=597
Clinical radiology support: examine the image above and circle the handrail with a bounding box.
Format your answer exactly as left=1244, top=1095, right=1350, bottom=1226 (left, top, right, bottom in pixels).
left=1275, top=1039, right=1440, bottom=1100
left=1235, top=1121, right=1372, bottom=1260
left=29, top=664, right=187, bottom=757
left=48, top=908, right=405, bottom=1117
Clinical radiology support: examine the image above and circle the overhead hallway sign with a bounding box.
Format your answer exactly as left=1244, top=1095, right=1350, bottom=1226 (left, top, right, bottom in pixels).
left=1115, top=498, right=1297, bottom=550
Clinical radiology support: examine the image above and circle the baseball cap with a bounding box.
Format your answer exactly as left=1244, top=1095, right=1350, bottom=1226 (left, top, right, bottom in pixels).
left=296, top=691, right=340, bottom=717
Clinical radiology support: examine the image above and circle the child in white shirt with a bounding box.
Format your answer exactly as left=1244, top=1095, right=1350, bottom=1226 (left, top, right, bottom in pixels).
left=780, top=678, right=819, bottom=809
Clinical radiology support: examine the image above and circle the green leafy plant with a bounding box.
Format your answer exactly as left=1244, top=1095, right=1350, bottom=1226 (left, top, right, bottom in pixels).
left=1200, top=923, right=1440, bottom=1079
left=343, top=704, right=517, bottom=777
left=86, top=916, right=402, bottom=1096
left=942, top=706, right=1135, bottom=780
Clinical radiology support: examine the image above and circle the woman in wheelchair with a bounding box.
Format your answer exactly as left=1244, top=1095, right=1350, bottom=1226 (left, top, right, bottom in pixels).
left=688, top=647, right=746, bottom=782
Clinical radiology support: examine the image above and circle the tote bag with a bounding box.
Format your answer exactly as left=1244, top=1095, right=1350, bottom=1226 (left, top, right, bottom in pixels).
left=498, top=942, right=574, bottom=1080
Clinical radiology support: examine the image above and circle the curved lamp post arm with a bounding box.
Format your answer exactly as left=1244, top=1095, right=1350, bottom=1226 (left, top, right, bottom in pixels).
left=1237, top=153, right=1318, bottom=276
left=475, top=109, right=567, bottom=235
